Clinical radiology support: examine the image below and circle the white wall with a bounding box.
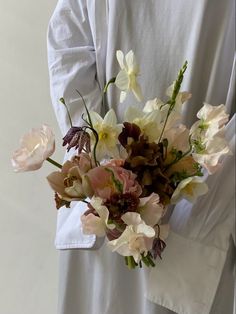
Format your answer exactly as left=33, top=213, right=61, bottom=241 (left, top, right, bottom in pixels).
left=0, top=1, right=62, bottom=313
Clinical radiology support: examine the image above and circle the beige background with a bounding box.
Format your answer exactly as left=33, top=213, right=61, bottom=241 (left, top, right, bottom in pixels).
left=0, top=1, right=62, bottom=313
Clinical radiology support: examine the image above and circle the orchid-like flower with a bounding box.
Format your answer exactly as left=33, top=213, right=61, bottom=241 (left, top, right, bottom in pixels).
left=190, top=103, right=229, bottom=139
left=81, top=197, right=115, bottom=237
left=125, top=106, right=162, bottom=142
left=138, top=193, right=165, bottom=227
left=89, top=109, right=122, bottom=161
left=115, top=50, right=142, bottom=103
left=107, top=212, right=155, bottom=263
left=11, top=124, right=55, bottom=172
left=171, top=176, right=208, bottom=204
left=47, top=154, right=92, bottom=205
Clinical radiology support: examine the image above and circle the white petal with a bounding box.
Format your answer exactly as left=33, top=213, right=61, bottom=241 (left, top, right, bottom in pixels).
left=125, top=106, right=143, bottom=121
left=115, top=69, right=129, bottom=90
left=132, top=82, right=143, bottom=102
left=103, top=109, right=117, bottom=126
left=121, top=212, right=142, bottom=226
left=125, top=50, right=135, bottom=71
left=120, top=91, right=127, bottom=103
left=116, top=50, right=125, bottom=69
left=136, top=224, right=155, bottom=238
left=90, top=111, right=103, bottom=125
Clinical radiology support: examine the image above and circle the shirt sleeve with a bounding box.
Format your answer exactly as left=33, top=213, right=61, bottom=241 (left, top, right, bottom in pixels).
left=47, top=0, right=102, bottom=249
left=47, top=0, right=102, bottom=135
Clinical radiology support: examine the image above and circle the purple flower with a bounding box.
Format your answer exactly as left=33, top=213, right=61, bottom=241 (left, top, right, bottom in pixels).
left=63, top=127, right=90, bottom=153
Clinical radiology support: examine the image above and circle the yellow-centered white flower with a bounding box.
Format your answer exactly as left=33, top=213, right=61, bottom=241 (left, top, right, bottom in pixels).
left=89, top=109, right=122, bottom=161
left=125, top=106, right=162, bottom=142
left=171, top=176, right=208, bottom=204
left=115, top=50, right=142, bottom=103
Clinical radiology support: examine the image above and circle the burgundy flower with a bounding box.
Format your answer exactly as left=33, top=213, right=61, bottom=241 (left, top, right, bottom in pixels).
left=118, top=122, right=141, bottom=147
left=63, top=126, right=90, bottom=153
left=104, top=192, right=140, bottom=223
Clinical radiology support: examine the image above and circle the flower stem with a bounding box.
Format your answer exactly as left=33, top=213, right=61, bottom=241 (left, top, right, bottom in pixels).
left=126, top=256, right=136, bottom=269
left=60, top=98, right=73, bottom=128
left=76, top=89, right=93, bottom=128
left=158, top=61, right=188, bottom=143
left=103, top=77, right=116, bottom=94
left=46, top=157, right=62, bottom=169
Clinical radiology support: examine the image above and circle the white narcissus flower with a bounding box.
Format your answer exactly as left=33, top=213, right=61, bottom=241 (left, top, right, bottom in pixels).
left=115, top=50, right=142, bottom=103
left=89, top=109, right=122, bottom=161
left=192, top=136, right=230, bottom=174
left=81, top=197, right=115, bottom=237
left=107, top=212, right=155, bottom=263
left=138, top=193, right=165, bottom=227
left=11, top=124, right=55, bottom=172
left=125, top=106, right=162, bottom=142
left=171, top=176, right=208, bottom=204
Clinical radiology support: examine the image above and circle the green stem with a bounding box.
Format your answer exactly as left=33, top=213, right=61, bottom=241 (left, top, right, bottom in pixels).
left=164, top=135, right=193, bottom=170
left=126, top=256, right=136, bottom=269
left=46, top=157, right=62, bottom=169
left=158, top=61, right=188, bottom=143
left=103, top=77, right=116, bottom=94
left=76, top=89, right=94, bottom=128
left=141, top=255, right=150, bottom=267
left=60, top=98, right=73, bottom=128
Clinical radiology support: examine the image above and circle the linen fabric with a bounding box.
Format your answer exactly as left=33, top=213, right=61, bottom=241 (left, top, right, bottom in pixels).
left=47, top=1, right=235, bottom=313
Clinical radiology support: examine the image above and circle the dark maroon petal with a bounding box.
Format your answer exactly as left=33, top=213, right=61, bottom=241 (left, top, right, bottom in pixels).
left=118, top=122, right=141, bottom=147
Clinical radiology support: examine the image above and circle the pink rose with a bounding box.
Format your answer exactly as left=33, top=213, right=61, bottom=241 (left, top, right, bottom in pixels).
left=85, top=166, right=142, bottom=200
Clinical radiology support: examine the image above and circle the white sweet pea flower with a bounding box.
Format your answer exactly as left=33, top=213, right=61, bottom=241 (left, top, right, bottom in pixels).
left=11, top=124, right=55, bottom=172
left=115, top=50, right=142, bottom=103
left=107, top=212, right=155, bottom=263
left=171, top=176, right=208, bottom=204
left=89, top=109, right=122, bottom=161
left=138, top=193, right=165, bottom=226
left=190, top=103, right=229, bottom=139
left=125, top=106, right=162, bottom=141
left=81, top=197, right=115, bottom=237
left=163, top=83, right=192, bottom=129
left=164, top=124, right=190, bottom=154
left=143, top=98, right=164, bottom=113
left=166, top=83, right=192, bottom=112
left=192, top=136, right=230, bottom=174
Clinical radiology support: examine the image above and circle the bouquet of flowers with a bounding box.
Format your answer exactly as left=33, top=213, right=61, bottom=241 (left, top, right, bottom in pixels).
left=11, top=51, right=230, bottom=269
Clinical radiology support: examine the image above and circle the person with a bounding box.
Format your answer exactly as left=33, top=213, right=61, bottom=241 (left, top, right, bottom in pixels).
left=47, top=1, right=235, bottom=313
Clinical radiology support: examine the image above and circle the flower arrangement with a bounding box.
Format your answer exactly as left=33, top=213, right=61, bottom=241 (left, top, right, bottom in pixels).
left=12, top=51, right=230, bottom=269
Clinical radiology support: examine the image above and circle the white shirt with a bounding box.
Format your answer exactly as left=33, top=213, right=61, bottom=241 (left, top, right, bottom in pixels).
left=47, top=1, right=235, bottom=313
